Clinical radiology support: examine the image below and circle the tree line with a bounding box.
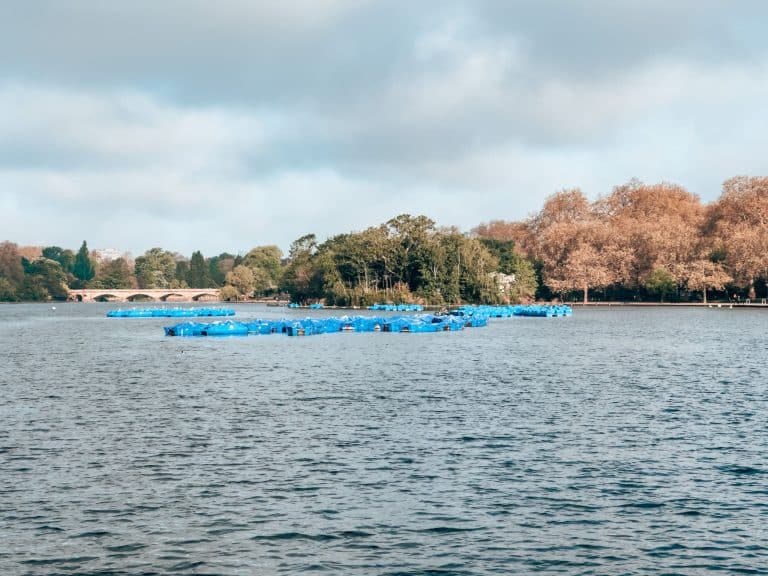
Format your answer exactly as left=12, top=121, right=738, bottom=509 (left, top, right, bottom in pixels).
left=0, top=241, right=275, bottom=302
left=1, top=176, right=767, bottom=304
left=476, top=176, right=768, bottom=303
left=0, top=217, right=534, bottom=305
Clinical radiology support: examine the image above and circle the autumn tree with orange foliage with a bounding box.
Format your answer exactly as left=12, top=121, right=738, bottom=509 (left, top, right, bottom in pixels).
left=528, top=189, right=623, bottom=303
left=472, top=220, right=535, bottom=258
left=706, top=176, right=768, bottom=299
left=474, top=177, right=758, bottom=303
left=597, top=180, right=705, bottom=293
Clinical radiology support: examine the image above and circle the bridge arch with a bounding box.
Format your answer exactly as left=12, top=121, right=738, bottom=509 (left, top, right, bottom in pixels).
left=93, top=293, right=120, bottom=302
left=126, top=293, right=155, bottom=302
left=159, top=292, right=186, bottom=301
left=193, top=292, right=219, bottom=301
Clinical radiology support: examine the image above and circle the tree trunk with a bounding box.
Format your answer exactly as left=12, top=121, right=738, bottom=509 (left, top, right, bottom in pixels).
left=583, top=284, right=588, bottom=304
left=703, top=287, right=707, bottom=304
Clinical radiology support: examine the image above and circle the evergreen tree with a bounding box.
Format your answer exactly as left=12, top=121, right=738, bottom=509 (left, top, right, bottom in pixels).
left=174, top=260, right=190, bottom=287
left=187, top=251, right=214, bottom=288
left=73, top=241, right=95, bottom=287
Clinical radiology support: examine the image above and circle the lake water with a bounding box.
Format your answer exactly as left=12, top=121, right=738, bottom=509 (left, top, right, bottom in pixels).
left=1, top=303, right=766, bottom=575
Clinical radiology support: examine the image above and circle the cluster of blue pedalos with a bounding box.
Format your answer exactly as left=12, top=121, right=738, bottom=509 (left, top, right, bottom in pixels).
left=162, top=304, right=572, bottom=337
left=288, top=303, right=423, bottom=311
left=452, top=304, right=573, bottom=317
left=367, top=303, right=424, bottom=311
left=165, top=314, right=480, bottom=337
left=106, top=307, right=235, bottom=318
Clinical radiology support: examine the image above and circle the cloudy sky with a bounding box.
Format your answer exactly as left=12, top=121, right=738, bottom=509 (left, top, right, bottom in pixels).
left=2, top=0, right=767, bottom=257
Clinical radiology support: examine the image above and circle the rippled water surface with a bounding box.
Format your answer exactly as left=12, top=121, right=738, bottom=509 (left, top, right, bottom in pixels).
left=1, top=303, right=767, bottom=575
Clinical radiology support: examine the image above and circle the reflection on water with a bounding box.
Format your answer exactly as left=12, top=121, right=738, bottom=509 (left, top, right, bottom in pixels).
left=1, top=303, right=766, bottom=574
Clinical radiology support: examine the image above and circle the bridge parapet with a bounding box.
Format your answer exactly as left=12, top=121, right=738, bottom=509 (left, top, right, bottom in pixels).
left=69, top=289, right=221, bottom=303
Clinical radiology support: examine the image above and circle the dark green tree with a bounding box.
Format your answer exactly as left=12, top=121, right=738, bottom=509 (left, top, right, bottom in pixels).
left=19, top=275, right=50, bottom=301
left=386, top=214, right=437, bottom=291
left=456, top=238, right=500, bottom=303
left=645, top=268, right=676, bottom=302
left=72, top=241, right=95, bottom=287
left=174, top=260, right=190, bottom=287
left=42, top=246, right=75, bottom=274
left=134, top=248, right=177, bottom=288
left=23, top=258, right=69, bottom=300
left=187, top=250, right=214, bottom=288
left=281, top=234, right=322, bottom=303
left=479, top=238, right=538, bottom=302
left=242, top=245, right=283, bottom=294
left=0, top=278, right=18, bottom=301
left=225, top=265, right=255, bottom=299
left=208, top=253, right=236, bottom=287
left=92, top=257, right=134, bottom=289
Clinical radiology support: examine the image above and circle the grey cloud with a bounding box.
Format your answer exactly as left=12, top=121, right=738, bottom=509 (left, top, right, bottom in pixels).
left=469, top=0, right=768, bottom=77
left=0, top=84, right=269, bottom=174
left=4, top=1, right=765, bottom=102
left=0, top=1, right=417, bottom=106
left=2, top=1, right=768, bottom=256
left=4, top=0, right=766, bottom=165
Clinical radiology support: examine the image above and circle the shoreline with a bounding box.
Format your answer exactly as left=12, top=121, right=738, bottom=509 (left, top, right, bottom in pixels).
left=569, top=301, right=768, bottom=308
left=5, top=300, right=767, bottom=309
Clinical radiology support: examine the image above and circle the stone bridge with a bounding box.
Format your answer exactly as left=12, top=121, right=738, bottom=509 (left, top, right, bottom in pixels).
left=69, top=288, right=221, bottom=303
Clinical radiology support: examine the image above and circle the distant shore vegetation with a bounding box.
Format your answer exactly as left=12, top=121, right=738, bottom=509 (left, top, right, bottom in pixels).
left=2, top=177, right=767, bottom=305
